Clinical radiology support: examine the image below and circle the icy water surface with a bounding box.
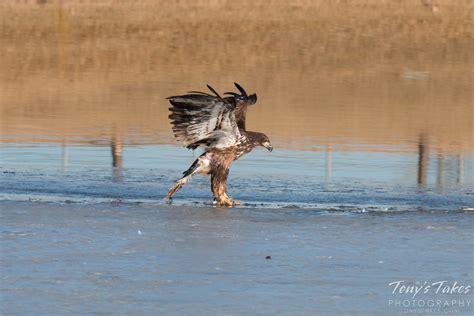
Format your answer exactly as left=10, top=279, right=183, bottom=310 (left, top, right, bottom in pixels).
left=1, top=143, right=473, bottom=314
left=1, top=143, right=473, bottom=315
left=0, top=143, right=473, bottom=209
left=0, top=201, right=473, bottom=315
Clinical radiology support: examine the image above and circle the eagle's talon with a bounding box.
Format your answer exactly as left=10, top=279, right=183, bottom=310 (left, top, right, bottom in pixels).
left=215, top=196, right=240, bottom=207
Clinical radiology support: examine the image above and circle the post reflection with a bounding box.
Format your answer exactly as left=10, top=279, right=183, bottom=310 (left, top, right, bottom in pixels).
left=61, top=142, right=69, bottom=172
left=436, top=153, right=445, bottom=192
left=325, top=150, right=332, bottom=183
left=51, top=130, right=468, bottom=192
left=111, top=135, right=123, bottom=182
left=457, top=154, right=464, bottom=185
left=417, top=134, right=428, bottom=193
left=416, top=136, right=466, bottom=192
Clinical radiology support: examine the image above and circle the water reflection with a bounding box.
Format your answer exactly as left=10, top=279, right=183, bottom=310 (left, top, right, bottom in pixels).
left=436, top=154, right=446, bottom=193
left=61, top=143, right=69, bottom=172
left=325, top=150, right=333, bottom=184
left=422, top=0, right=440, bottom=13
left=417, top=134, right=428, bottom=193
left=0, top=1, right=473, bottom=194
left=39, top=140, right=472, bottom=193
left=416, top=134, right=469, bottom=193
left=457, top=155, right=464, bottom=186
left=111, top=135, right=123, bottom=182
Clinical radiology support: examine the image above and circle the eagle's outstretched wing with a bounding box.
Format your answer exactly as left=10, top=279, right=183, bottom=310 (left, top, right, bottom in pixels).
left=224, top=82, right=257, bottom=130
left=168, top=83, right=257, bottom=150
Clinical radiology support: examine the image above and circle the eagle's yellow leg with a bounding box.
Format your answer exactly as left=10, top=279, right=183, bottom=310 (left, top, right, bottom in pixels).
left=211, top=166, right=240, bottom=207
left=215, top=193, right=240, bottom=207
left=166, top=175, right=191, bottom=200
left=166, top=155, right=210, bottom=201
left=167, top=153, right=241, bottom=207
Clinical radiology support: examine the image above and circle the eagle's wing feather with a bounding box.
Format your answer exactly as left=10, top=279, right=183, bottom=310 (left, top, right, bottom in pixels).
left=168, top=83, right=257, bottom=150
left=224, top=82, right=257, bottom=130
left=168, top=94, right=241, bottom=150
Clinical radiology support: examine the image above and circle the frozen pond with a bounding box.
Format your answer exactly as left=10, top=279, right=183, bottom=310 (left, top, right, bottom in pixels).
left=1, top=201, right=473, bottom=315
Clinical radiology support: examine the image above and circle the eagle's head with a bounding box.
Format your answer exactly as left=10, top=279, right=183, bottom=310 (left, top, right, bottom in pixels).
left=260, top=134, right=273, bottom=152
left=249, top=132, right=273, bottom=152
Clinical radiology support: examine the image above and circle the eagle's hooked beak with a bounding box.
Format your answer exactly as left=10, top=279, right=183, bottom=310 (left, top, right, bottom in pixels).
left=262, top=141, right=273, bottom=152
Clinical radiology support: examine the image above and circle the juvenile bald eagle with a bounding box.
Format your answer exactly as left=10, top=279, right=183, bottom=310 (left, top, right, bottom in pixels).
left=166, top=83, right=272, bottom=206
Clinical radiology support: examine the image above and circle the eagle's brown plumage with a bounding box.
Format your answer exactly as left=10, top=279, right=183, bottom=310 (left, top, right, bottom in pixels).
left=166, top=83, right=272, bottom=206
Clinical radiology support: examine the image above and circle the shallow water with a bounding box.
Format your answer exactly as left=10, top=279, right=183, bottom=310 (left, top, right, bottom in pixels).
left=1, top=1, right=473, bottom=314
left=0, top=143, right=473, bottom=211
